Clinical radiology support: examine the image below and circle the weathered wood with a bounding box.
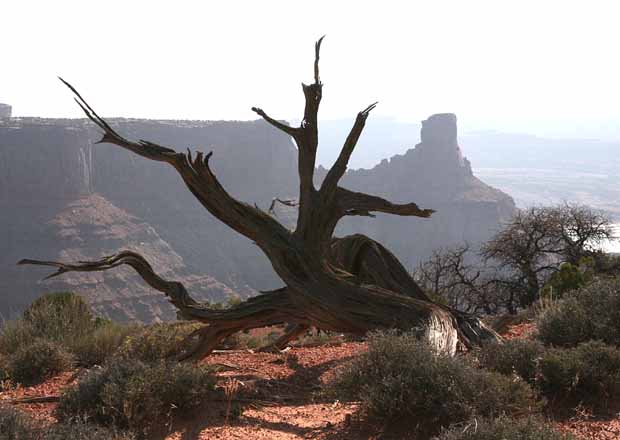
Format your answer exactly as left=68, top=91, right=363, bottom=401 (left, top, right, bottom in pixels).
left=20, top=39, right=500, bottom=359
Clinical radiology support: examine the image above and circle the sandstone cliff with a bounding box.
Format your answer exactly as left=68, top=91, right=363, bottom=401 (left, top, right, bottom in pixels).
left=319, top=113, right=516, bottom=268
left=0, top=114, right=514, bottom=321
left=0, top=118, right=297, bottom=321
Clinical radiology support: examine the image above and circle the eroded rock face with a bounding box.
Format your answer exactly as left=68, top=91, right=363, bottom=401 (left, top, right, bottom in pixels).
left=0, top=118, right=297, bottom=321
left=418, top=113, right=469, bottom=172
left=1, top=114, right=514, bottom=321
left=330, top=113, right=515, bottom=268
left=40, top=195, right=236, bottom=322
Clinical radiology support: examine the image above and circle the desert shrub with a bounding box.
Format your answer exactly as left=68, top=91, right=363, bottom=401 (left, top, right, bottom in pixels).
left=7, top=339, right=73, bottom=385
left=434, top=416, right=574, bottom=440
left=536, top=297, right=592, bottom=347
left=0, top=406, right=38, bottom=439
left=57, top=358, right=216, bottom=434
left=43, top=419, right=136, bottom=440
left=537, top=277, right=620, bottom=347
left=541, top=263, right=588, bottom=299
left=592, top=252, right=620, bottom=275
left=70, top=322, right=136, bottom=367
left=0, top=292, right=101, bottom=358
left=330, top=331, right=540, bottom=427
left=0, top=293, right=136, bottom=369
left=115, top=322, right=202, bottom=362
left=23, top=292, right=96, bottom=343
left=477, top=339, right=545, bottom=383
left=0, top=319, right=38, bottom=355
left=537, top=341, right=620, bottom=409
left=0, top=407, right=135, bottom=440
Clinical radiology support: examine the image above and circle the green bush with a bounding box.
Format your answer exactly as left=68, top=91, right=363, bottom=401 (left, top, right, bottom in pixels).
left=115, top=322, right=201, bottom=362
left=537, top=297, right=592, bottom=347
left=23, top=292, right=96, bottom=343
left=7, top=339, right=73, bottom=385
left=0, top=319, right=38, bottom=356
left=1, top=296, right=203, bottom=375
left=433, top=416, right=574, bottom=440
left=57, top=359, right=216, bottom=434
left=71, top=322, right=136, bottom=367
left=537, top=341, right=620, bottom=408
left=0, top=292, right=100, bottom=358
left=477, top=339, right=545, bottom=383
left=537, top=277, right=620, bottom=347
left=330, top=332, right=540, bottom=427
left=541, top=263, right=588, bottom=299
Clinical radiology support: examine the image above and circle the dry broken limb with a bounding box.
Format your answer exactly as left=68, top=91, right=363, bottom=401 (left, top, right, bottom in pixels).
left=20, top=38, right=500, bottom=360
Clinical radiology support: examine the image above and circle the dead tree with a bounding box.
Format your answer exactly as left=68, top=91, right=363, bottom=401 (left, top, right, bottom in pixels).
left=553, top=203, right=615, bottom=265
left=20, top=38, right=499, bottom=359
left=415, top=244, right=498, bottom=314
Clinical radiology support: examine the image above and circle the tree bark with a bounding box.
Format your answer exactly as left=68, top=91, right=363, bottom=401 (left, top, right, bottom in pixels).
left=20, top=39, right=500, bottom=359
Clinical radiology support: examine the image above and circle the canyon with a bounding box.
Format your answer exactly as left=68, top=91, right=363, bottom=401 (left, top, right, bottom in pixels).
left=0, top=114, right=514, bottom=322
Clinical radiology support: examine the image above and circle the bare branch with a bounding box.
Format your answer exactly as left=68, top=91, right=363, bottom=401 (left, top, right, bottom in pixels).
left=19, top=251, right=315, bottom=360
left=337, top=187, right=435, bottom=218
left=59, top=77, right=178, bottom=163
left=320, top=102, right=378, bottom=196
left=314, top=35, right=326, bottom=84
left=344, top=209, right=376, bottom=218
left=251, top=107, right=300, bottom=137
left=293, top=38, right=327, bottom=236
left=18, top=252, right=298, bottom=325
left=19, top=251, right=199, bottom=312
left=60, top=78, right=291, bottom=247
left=268, top=198, right=299, bottom=216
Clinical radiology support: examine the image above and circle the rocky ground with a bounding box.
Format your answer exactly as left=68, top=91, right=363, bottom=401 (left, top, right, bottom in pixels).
left=1, top=325, right=619, bottom=439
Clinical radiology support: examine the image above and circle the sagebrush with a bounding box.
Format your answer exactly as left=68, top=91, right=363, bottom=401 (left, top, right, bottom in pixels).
left=330, top=331, right=540, bottom=429
left=433, top=416, right=574, bottom=440
left=57, top=358, right=216, bottom=434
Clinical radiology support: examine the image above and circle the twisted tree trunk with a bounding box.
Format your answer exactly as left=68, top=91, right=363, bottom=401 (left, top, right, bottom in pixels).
left=20, top=38, right=500, bottom=359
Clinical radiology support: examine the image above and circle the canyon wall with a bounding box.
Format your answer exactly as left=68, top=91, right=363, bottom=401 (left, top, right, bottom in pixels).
left=332, top=114, right=515, bottom=265
left=0, top=114, right=514, bottom=321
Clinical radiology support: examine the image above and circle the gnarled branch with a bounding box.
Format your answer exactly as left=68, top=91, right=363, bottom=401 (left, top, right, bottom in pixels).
left=60, top=78, right=291, bottom=249
left=268, top=198, right=299, bottom=216
left=18, top=252, right=294, bottom=322
left=18, top=253, right=311, bottom=359
left=314, top=35, right=325, bottom=84
left=251, top=107, right=301, bottom=138
left=337, top=187, right=435, bottom=218
left=320, top=102, right=378, bottom=197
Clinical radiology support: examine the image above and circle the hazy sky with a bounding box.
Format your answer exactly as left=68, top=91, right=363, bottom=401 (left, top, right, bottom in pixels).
left=3, top=0, right=620, bottom=138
